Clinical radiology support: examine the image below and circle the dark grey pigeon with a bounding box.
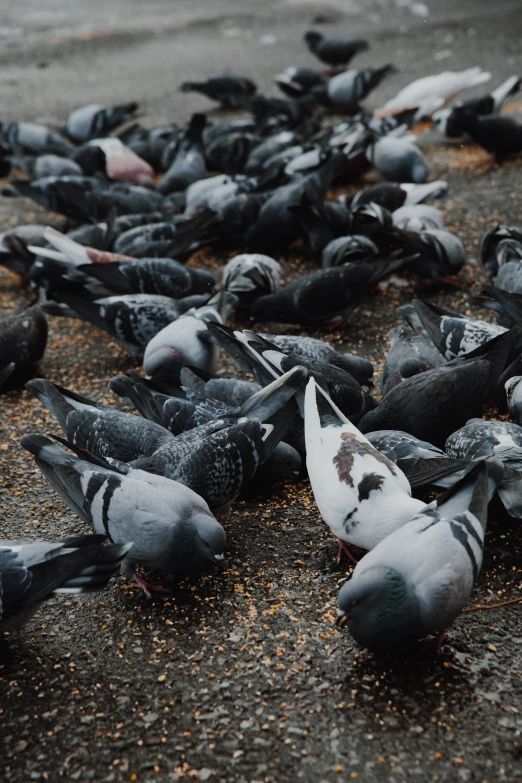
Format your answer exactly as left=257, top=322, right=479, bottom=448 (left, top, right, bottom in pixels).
left=20, top=435, right=225, bottom=596
left=304, top=31, right=369, bottom=68
left=337, top=458, right=504, bottom=651
left=180, top=76, right=256, bottom=107
left=0, top=306, right=48, bottom=387
left=0, top=535, right=130, bottom=630
left=359, top=328, right=517, bottom=447
left=381, top=324, right=444, bottom=395
left=130, top=367, right=307, bottom=512
left=0, top=121, right=70, bottom=155
left=480, top=223, right=522, bottom=279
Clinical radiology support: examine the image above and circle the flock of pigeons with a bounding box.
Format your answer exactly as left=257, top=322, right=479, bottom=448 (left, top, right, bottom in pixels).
left=2, top=29, right=522, bottom=654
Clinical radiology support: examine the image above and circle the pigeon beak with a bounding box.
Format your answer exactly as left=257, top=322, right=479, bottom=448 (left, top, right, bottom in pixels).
left=214, top=553, right=225, bottom=562
left=335, top=608, right=348, bottom=627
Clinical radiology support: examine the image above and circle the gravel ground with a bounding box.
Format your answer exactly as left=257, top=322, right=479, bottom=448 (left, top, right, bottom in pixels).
left=1, top=2, right=522, bottom=782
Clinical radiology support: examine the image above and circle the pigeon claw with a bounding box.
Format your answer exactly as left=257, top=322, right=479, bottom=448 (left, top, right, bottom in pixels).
left=337, top=539, right=359, bottom=565
left=133, top=573, right=172, bottom=598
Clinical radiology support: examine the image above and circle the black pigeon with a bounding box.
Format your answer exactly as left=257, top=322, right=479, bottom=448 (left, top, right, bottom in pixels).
left=204, top=130, right=261, bottom=174
left=434, top=76, right=521, bottom=139
left=0, top=535, right=130, bottom=630
left=249, top=258, right=405, bottom=326
left=381, top=324, right=444, bottom=395
left=64, top=102, right=138, bottom=143
left=449, top=108, right=522, bottom=162
left=349, top=180, right=448, bottom=213
left=304, top=31, right=369, bottom=69
left=180, top=76, right=257, bottom=108
left=157, top=114, right=208, bottom=194
left=359, top=328, right=517, bottom=447
left=0, top=306, right=47, bottom=387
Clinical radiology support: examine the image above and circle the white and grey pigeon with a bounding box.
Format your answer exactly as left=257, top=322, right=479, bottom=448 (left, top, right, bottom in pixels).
left=381, top=67, right=491, bottom=117
left=446, top=415, right=522, bottom=518
left=366, top=137, right=428, bottom=184
left=20, top=434, right=226, bottom=596
left=336, top=457, right=504, bottom=651
left=366, top=430, right=466, bottom=489
left=410, top=299, right=507, bottom=360
left=63, top=102, right=138, bottom=144
left=304, top=377, right=426, bottom=556
left=221, top=254, right=281, bottom=303
left=0, top=535, right=130, bottom=629
left=143, top=292, right=237, bottom=382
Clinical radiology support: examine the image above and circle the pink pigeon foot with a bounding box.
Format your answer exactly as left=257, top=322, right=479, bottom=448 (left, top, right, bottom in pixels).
left=133, top=573, right=171, bottom=598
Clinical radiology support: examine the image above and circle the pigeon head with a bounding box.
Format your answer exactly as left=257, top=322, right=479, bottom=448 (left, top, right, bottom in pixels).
left=327, top=353, right=374, bottom=387
left=263, top=441, right=302, bottom=481
left=192, top=513, right=227, bottom=566
left=387, top=324, right=415, bottom=346
left=304, top=31, right=322, bottom=50
left=337, top=566, right=419, bottom=651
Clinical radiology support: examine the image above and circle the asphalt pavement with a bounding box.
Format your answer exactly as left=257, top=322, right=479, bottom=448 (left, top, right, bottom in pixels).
left=1, top=2, right=522, bottom=782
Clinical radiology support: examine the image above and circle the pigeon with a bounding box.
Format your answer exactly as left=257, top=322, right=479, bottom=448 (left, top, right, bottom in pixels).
left=249, top=258, right=405, bottom=326
left=12, top=153, right=83, bottom=180
left=64, top=102, right=139, bottom=143
left=321, top=235, right=380, bottom=268
left=366, top=430, right=465, bottom=488
left=180, top=76, right=257, bottom=107
left=72, top=137, right=155, bottom=187
left=381, top=325, right=444, bottom=395
left=259, top=334, right=374, bottom=387
left=0, top=535, right=131, bottom=630
left=221, top=254, right=281, bottom=304
left=117, top=122, right=180, bottom=170
left=304, top=31, right=369, bottom=69
left=311, top=66, right=396, bottom=109
left=392, top=204, right=444, bottom=232
left=411, top=299, right=507, bottom=360
left=20, top=435, right=226, bottom=594
left=448, top=108, right=522, bottom=162
left=382, top=67, right=491, bottom=115
left=204, top=131, right=261, bottom=175
left=157, top=114, right=208, bottom=194
left=0, top=306, right=48, bottom=385
left=0, top=121, right=70, bottom=155
left=433, top=75, right=521, bottom=140
left=111, top=209, right=214, bottom=259
left=208, top=324, right=377, bottom=423
left=366, top=137, right=428, bottom=183
left=350, top=180, right=448, bottom=212
left=129, top=367, right=306, bottom=511
left=446, top=417, right=522, bottom=518
left=480, top=223, right=522, bottom=279
left=506, top=375, right=522, bottom=425
left=70, top=257, right=215, bottom=299
left=359, top=328, right=516, bottom=447
left=304, top=377, right=426, bottom=554
left=275, top=67, right=325, bottom=98
left=336, top=457, right=504, bottom=651
left=42, top=292, right=207, bottom=356
left=0, top=224, right=48, bottom=279
left=142, top=292, right=237, bottom=381
left=244, top=130, right=299, bottom=174
left=26, top=379, right=175, bottom=463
